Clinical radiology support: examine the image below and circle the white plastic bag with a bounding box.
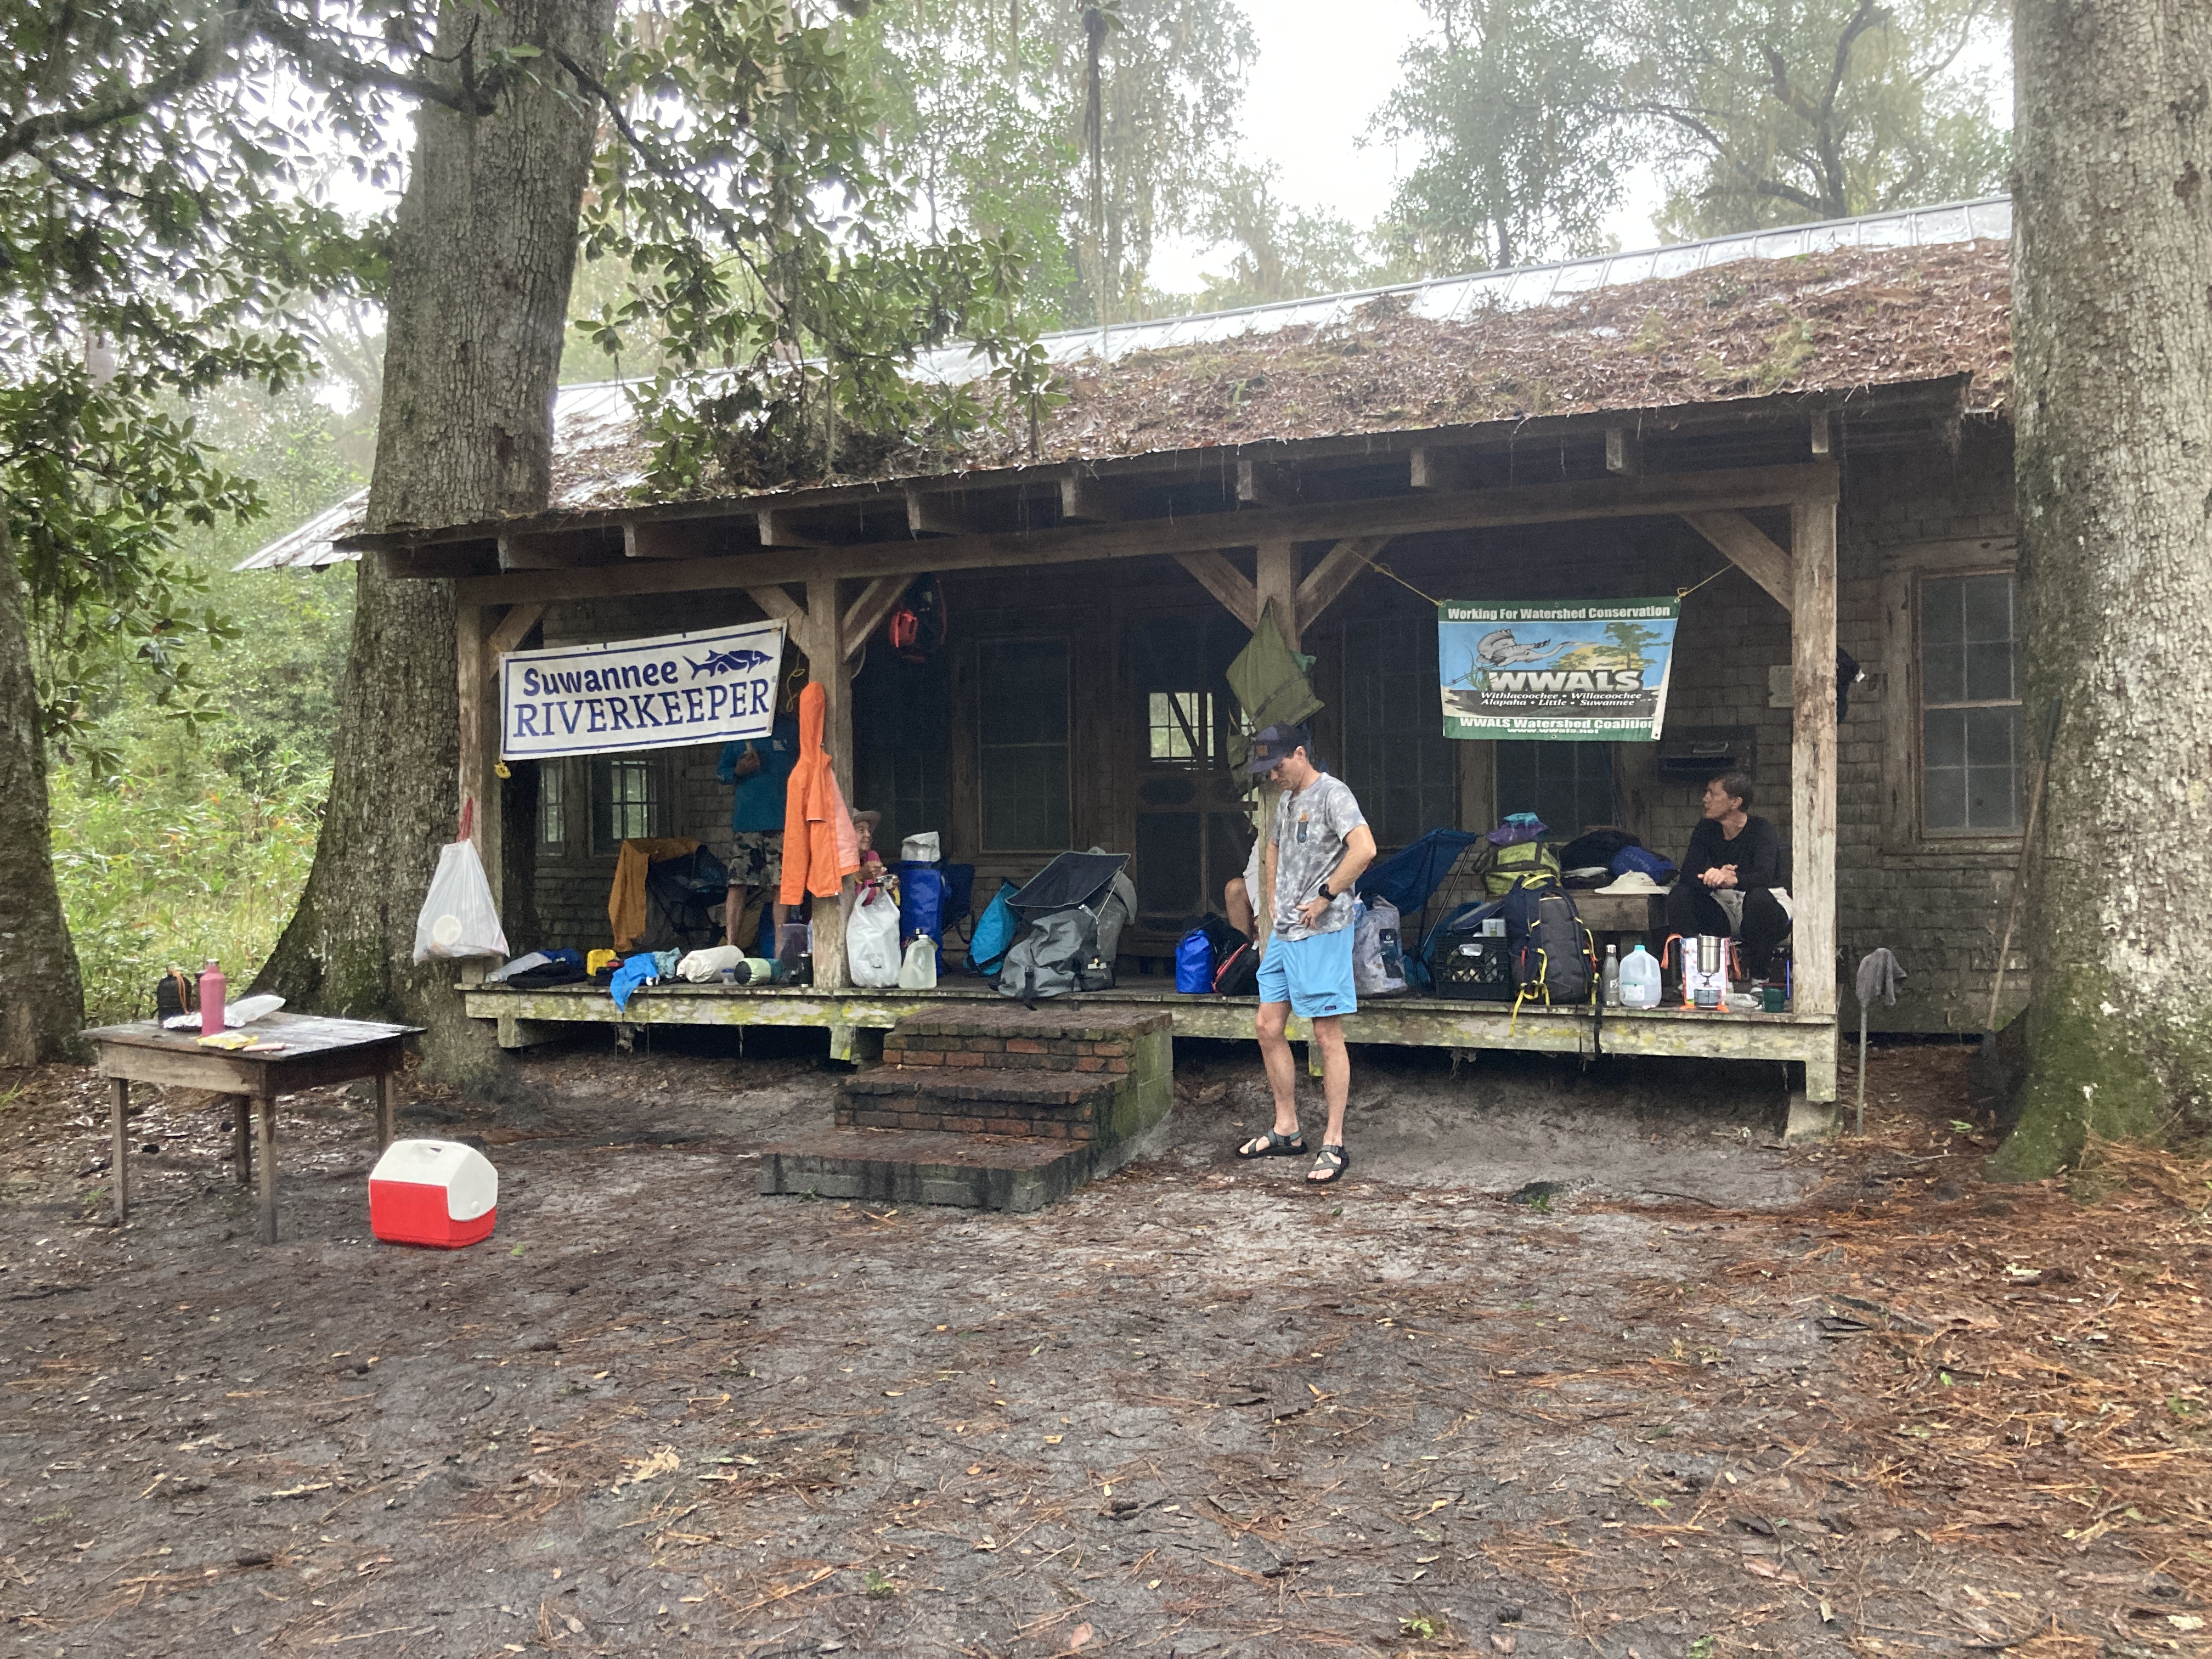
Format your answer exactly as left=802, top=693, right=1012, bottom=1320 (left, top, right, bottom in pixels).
left=898, top=935, right=939, bottom=989
left=1352, top=897, right=1408, bottom=996
left=900, top=831, right=941, bottom=864
left=412, top=838, right=509, bottom=964
left=847, top=891, right=901, bottom=987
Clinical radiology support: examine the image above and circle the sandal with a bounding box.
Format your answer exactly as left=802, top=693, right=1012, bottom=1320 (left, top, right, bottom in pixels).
left=1236, top=1129, right=1308, bottom=1159
left=1306, top=1144, right=1349, bottom=1185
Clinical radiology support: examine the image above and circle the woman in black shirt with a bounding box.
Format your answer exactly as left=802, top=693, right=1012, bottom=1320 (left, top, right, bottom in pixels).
left=1664, top=771, right=1792, bottom=979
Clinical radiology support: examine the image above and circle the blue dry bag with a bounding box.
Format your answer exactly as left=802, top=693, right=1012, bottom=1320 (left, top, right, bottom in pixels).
left=968, top=879, right=1021, bottom=977
left=1174, top=927, right=1215, bottom=994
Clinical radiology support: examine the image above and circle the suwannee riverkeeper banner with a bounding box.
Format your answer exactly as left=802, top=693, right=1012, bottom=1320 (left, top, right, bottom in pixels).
left=1436, top=599, right=1679, bottom=740
left=500, top=622, right=787, bottom=759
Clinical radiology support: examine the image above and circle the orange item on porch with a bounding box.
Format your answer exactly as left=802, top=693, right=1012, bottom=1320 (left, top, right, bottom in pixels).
left=779, top=682, right=861, bottom=907
left=608, top=837, right=702, bottom=951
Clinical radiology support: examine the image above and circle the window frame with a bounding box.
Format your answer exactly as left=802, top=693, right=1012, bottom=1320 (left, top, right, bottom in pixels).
left=974, top=635, right=1073, bottom=853
left=1878, top=538, right=2024, bottom=856
left=589, top=753, right=674, bottom=855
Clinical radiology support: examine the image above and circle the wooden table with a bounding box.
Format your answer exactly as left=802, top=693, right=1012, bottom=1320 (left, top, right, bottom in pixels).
left=84, top=1012, right=421, bottom=1244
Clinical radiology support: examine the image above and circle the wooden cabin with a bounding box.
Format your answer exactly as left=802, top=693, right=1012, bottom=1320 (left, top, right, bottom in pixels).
left=268, top=200, right=2024, bottom=1126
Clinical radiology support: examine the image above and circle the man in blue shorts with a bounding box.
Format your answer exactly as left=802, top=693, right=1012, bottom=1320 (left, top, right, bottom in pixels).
left=1235, top=724, right=1376, bottom=1186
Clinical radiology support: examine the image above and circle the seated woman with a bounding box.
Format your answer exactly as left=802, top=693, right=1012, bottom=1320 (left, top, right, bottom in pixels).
left=1664, top=771, right=1793, bottom=980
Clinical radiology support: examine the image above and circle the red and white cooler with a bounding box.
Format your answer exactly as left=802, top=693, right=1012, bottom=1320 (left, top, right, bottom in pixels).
left=369, top=1138, right=499, bottom=1248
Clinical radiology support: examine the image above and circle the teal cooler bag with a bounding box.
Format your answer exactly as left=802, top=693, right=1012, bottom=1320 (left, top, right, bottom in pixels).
left=968, top=879, right=1021, bottom=977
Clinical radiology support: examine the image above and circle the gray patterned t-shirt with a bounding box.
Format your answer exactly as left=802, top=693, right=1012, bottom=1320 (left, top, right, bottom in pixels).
left=1269, top=772, right=1368, bottom=940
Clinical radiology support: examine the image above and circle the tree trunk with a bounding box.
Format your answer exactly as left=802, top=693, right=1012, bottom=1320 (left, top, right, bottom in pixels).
left=1993, top=0, right=2212, bottom=1177
left=0, top=524, right=86, bottom=1064
left=255, top=0, right=613, bottom=1084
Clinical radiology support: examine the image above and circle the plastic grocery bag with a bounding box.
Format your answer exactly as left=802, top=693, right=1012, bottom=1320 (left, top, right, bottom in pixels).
left=847, top=889, right=902, bottom=988
left=412, top=838, right=510, bottom=964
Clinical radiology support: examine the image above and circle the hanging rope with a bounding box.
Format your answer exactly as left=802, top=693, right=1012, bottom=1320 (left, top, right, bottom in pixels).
left=1344, top=540, right=1442, bottom=607
left=1677, top=563, right=1732, bottom=602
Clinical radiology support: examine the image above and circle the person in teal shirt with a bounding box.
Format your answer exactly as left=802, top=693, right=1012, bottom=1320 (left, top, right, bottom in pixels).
left=718, top=713, right=799, bottom=948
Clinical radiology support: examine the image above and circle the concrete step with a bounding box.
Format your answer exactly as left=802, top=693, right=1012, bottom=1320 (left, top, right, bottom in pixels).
left=757, top=1128, right=1096, bottom=1212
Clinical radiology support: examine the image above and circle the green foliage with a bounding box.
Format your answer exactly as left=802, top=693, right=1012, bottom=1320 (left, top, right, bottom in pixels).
left=1625, top=0, right=2011, bottom=236
left=1375, top=0, right=2010, bottom=276
left=843, top=0, right=1257, bottom=326
left=49, top=729, right=328, bottom=1026
left=1370, top=0, right=1632, bottom=273
left=578, top=3, right=1063, bottom=493
left=1178, top=164, right=1373, bottom=312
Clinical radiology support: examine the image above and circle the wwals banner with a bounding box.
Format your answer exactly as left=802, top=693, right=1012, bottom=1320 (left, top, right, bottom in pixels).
left=1437, top=599, right=1678, bottom=741
left=500, top=622, right=787, bottom=759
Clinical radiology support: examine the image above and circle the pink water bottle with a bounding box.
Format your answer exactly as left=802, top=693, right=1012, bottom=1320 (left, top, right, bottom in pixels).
left=198, top=960, right=226, bottom=1036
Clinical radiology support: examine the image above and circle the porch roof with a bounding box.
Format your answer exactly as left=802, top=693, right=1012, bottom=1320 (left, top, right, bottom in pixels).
left=249, top=200, right=2010, bottom=573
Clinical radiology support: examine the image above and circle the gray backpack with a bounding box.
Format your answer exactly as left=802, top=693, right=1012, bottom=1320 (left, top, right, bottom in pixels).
left=998, top=906, right=1109, bottom=1005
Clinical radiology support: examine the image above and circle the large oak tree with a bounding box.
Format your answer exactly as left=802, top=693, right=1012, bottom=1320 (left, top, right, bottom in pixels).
left=1991, top=0, right=2211, bottom=1176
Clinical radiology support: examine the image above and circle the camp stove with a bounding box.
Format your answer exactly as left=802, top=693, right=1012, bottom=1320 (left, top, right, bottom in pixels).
left=1665, top=933, right=1737, bottom=1009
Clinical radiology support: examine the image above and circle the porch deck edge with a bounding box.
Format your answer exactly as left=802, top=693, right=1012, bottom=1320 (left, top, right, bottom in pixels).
left=461, top=983, right=1838, bottom=1099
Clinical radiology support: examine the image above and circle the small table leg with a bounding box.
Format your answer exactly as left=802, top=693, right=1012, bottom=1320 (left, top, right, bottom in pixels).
left=234, top=1096, right=253, bottom=1187
left=109, top=1078, right=129, bottom=1225
left=374, top=1071, right=395, bottom=1152
left=256, top=1095, right=278, bottom=1245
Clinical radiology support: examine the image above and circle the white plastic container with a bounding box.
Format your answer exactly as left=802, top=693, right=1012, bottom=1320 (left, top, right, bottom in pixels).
left=369, top=1139, right=499, bottom=1249
left=1617, top=943, right=1662, bottom=1009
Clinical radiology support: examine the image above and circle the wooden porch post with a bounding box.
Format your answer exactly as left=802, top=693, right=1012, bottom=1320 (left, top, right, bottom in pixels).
left=455, top=603, right=501, bottom=984
left=1790, top=496, right=1839, bottom=1019
left=1255, top=540, right=1301, bottom=651
left=801, top=578, right=851, bottom=992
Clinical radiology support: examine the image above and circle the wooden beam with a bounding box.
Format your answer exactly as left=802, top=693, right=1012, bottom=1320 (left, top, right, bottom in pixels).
left=625, top=520, right=744, bottom=560
left=482, top=602, right=546, bottom=680
left=756, top=507, right=834, bottom=548
left=905, top=488, right=991, bottom=538
left=1174, top=551, right=1258, bottom=630
left=1605, top=427, right=1643, bottom=476
left=1682, top=511, right=1795, bottom=611
left=1255, top=542, right=1301, bottom=650
left=498, top=530, right=599, bottom=570
left=1790, top=496, right=1839, bottom=1020
left=444, top=463, right=1841, bottom=607
left=1058, top=472, right=1128, bottom=522
left=1409, top=447, right=1474, bottom=491
left=747, top=585, right=805, bottom=625
left=1809, top=409, right=1832, bottom=456
left=1295, top=536, right=1386, bottom=634
left=1238, top=456, right=1298, bottom=508
left=842, top=574, right=909, bottom=662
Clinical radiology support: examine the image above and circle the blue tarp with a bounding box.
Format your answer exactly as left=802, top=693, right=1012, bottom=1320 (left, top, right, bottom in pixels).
left=1357, top=829, right=1481, bottom=917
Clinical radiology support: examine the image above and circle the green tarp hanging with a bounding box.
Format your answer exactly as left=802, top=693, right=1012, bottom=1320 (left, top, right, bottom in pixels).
left=1226, top=600, right=1321, bottom=768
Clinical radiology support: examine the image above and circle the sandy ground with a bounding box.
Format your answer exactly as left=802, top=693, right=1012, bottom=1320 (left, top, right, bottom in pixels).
left=2, top=1032, right=2205, bottom=1658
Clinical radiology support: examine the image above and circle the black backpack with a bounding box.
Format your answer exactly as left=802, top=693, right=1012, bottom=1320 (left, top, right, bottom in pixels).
left=1511, top=889, right=1594, bottom=1007
left=1212, top=937, right=1261, bottom=997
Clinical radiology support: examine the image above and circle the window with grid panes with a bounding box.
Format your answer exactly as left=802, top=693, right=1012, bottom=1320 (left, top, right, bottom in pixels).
left=977, top=639, right=1070, bottom=850
left=539, top=761, right=568, bottom=848
left=1494, top=741, right=1615, bottom=835
left=1340, top=617, right=1456, bottom=847
left=591, top=757, right=663, bottom=851
left=1919, top=572, right=2022, bottom=833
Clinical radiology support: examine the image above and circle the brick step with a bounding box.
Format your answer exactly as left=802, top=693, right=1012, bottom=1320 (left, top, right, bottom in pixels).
left=836, top=1067, right=1113, bottom=1139
left=843, top=1071, right=1116, bottom=1107
left=757, top=1129, right=1096, bottom=1213
left=882, top=1007, right=1169, bottom=1076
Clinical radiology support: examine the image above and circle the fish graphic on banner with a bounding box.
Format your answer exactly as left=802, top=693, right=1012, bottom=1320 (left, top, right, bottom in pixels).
left=1436, top=599, right=1680, bottom=741
left=501, top=622, right=787, bottom=760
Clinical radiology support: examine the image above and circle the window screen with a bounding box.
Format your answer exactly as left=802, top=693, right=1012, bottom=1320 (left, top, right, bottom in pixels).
left=855, top=647, right=951, bottom=857
left=1340, top=617, right=1456, bottom=847
left=1494, top=742, right=1615, bottom=836
left=978, top=639, right=1070, bottom=850
left=1920, top=572, right=2022, bottom=833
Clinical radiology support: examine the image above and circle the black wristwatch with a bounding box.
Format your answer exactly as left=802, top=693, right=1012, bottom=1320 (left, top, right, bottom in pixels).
left=1318, top=884, right=1336, bottom=902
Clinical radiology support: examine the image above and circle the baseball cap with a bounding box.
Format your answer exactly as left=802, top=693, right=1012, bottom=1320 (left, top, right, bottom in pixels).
left=1244, top=723, right=1312, bottom=776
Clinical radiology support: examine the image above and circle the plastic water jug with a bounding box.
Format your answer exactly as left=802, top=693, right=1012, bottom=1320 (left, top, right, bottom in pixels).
left=369, top=1139, right=498, bottom=1248
left=1617, top=944, right=1661, bottom=1009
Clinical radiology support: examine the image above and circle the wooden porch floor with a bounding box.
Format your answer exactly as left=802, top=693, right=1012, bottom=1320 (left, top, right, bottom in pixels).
left=464, top=980, right=1839, bottom=1104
